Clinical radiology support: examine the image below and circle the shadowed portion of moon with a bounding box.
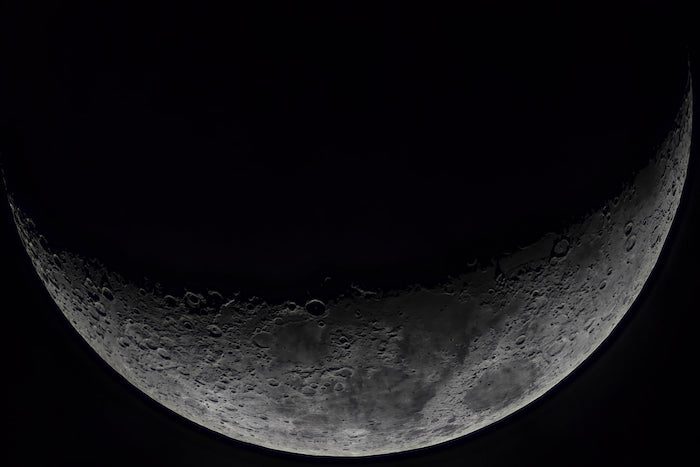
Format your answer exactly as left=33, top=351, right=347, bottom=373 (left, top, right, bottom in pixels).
left=6, top=75, right=692, bottom=455
left=1, top=1, right=689, bottom=304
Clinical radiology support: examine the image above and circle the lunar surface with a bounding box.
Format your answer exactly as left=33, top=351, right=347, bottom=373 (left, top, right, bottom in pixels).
left=6, top=75, right=692, bottom=456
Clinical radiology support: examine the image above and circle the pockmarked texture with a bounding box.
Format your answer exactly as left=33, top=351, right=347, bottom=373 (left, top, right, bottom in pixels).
left=8, top=81, right=692, bottom=456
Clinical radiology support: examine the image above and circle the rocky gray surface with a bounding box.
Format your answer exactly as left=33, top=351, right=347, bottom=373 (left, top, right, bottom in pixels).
left=8, top=80, right=692, bottom=456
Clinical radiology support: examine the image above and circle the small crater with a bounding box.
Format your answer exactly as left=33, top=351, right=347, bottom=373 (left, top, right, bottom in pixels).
left=252, top=331, right=273, bottom=348
left=163, top=295, right=178, bottom=307
left=625, top=235, right=637, bottom=252
left=207, top=290, right=224, bottom=306
left=94, top=302, right=107, bottom=316
left=207, top=325, right=223, bottom=337
left=101, top=287, right=114, bottom=301
left=547, top=339, right=565, bottom=356
left=144, top=338, right=159, bottom=350
left=305, top=299, right=326, bottom=316
left=184, top=291, right=202, bottom=307
left=552, top=238, right=570, bottom=257
left=335, top=367, right=354, bottom=378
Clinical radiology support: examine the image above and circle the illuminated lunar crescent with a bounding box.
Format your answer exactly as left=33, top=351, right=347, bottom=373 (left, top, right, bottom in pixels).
left=6, top=71, right=692, bottom=457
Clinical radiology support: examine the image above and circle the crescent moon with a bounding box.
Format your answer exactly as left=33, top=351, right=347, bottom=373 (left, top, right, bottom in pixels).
left=6, top=72, right=692, bottom=456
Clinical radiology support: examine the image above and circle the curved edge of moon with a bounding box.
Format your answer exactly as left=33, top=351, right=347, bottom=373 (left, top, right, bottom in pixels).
left=6, top=74, right=692, bottom=456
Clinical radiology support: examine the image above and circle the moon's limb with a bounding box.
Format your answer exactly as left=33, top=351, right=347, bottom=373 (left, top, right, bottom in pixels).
left=7, top=77, right=692, bottom=456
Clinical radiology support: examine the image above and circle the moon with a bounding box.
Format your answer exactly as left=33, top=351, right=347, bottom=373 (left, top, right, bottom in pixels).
left=5, top=71, right=692, bottom=456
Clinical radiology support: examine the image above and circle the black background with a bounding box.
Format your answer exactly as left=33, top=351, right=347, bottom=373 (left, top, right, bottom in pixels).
left=2, top=1, right=700, bottom=466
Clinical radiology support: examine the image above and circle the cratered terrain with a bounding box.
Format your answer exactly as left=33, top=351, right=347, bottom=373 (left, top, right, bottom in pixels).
left=6, top=74, right=692, bottom=456
left=0, top=1, right=692, bottom=457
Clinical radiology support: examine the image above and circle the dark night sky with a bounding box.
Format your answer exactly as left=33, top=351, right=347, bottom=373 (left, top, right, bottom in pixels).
left=3, top=1, right=699, bottom=466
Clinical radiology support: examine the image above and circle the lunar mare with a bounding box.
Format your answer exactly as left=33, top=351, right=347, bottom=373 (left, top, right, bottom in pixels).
left=8, top=81, right=692, bottom=456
